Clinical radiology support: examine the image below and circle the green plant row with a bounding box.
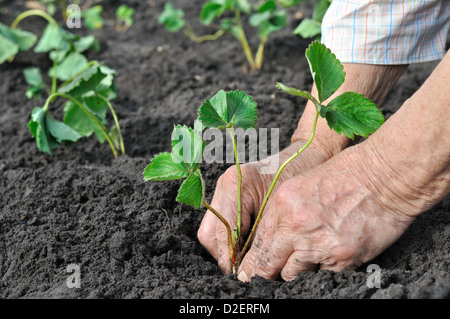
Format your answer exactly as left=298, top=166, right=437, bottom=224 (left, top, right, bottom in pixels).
left=0, top=9, right=124, bottom=158
left=158, top=0, right=331, bottom=70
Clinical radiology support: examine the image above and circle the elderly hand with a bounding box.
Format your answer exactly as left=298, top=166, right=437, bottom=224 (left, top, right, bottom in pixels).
left=197, top=140, right=331, bottom=274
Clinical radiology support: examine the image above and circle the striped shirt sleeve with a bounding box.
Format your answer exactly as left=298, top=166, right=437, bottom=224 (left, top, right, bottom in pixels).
left=321, top=0, right=450, bottom=64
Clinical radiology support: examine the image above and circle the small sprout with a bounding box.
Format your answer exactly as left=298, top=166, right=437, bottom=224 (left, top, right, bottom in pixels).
left=82, top=5, right=104, bottom=30
left=159, top=3, right=185, bottom=32
left=292, top=0, right=331, bottom=40
left=144, top=125, right=205, bottom=209
left=277, top=41, right=384, bottom=139
left=249, top=1, right=287, bottom=39
left=116, top=5, right=135, bottom=32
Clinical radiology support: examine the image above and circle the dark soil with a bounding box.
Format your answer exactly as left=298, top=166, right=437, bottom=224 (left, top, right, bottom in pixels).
left=0, top=0, right=448, bottom=299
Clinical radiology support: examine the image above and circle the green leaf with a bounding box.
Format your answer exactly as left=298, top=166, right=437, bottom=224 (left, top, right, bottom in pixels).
left=63, top=97, right=107, bottom=143
left=171, top=125, right=204, bottom=168
left=198, top=91, right=229, bottom=129
left=28, top=107, right=81, bottom=155
left=58, top=64, right=107, bottom=97
left=45, top=112, right=82, bottom=143
left=220, top=18, right=239, bottom=39
left=23, top=67, right=43, bottom=87
left=293, top=19, right=321, bottom=38
left=159, top=3, right=185, bottom=32
left=250, top=1, right=286, bottom=38
left=73, top=35, right=99, bottom=53
left=305, top=41, right=345, bottom=103
left=227, top=90, right=258, bottom=129
left=53, top=52, right=89, bottom=81
left=116, top=4, right=135, bottom=27
left=194, top=118, right=206, bottom=133
left=49, top=44, right=70, bottom=63
left=34, top=24, right=64, bottom=53
left=28, top=107, right=51, bottom=154
left=236, top=0, right=251, bottom=13
left=323, top=92, right=385, bottom=138
left=23, top=67, right=44, bottom=99
left=200, top=2, right=226, bottom=25
left=198, top=90, right=258, bottom=130
left=176, top=170, right=204, bottom=209
left=312, top=0, right=331, bottom=22
left=143, top=152, right=190, bottom=181
left=277, top=0, right=309, bottom=8
left=0, top=34, right=19, bottom=64
left=0, top=23, right=37, bottom=51
left=82, top=5, right=104, bottom=30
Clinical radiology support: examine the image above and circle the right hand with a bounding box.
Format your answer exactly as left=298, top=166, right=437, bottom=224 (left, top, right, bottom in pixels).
left=197, top=140, right=331, bottom=274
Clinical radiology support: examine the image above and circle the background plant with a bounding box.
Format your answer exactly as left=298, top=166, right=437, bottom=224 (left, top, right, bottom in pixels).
left=158, top=0, right=287, bottom=70
left=143, top=41, right=385, bottom=274
left=115, top=4, right=135, bottom=31
left=279, top=0, right=331, bottom=40
left=0, top=9, right=124, bottom=158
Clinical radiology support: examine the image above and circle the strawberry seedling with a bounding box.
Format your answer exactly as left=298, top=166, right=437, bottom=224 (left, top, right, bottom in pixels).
left=158, top=1, right=287, bottom=70
left=82, top=5, right=105, bottom=30
left=143, top=41, right=385, bottom=274
left=278, top=0, right=331, bottom=40
left=0, top=9, right=124, bottom=158
left=116, top=4, right=135, bottom=32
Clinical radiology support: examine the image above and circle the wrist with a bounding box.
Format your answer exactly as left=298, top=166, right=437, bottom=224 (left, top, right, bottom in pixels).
left=354, top=129, right=449, bottom=219
left=291, top=110, right=351, bottom=160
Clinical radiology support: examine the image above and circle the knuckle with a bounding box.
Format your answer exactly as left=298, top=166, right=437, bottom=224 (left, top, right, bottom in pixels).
left=274, top=181, right=308, bottom=226
left=223, top=165, right=239, bottom=181
left=320, top=244, right=362, bottom=270
left=274, top=181, right=295, bottom=207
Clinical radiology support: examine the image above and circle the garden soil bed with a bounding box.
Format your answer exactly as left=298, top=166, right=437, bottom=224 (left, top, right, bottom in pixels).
left=0, top=0, right=449, bottom=299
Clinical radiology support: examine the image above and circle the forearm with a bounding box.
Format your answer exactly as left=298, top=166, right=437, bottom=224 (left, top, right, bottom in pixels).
left=359, top=51, right=450, bottom=216
left=291, top=63, right=409, bottom=159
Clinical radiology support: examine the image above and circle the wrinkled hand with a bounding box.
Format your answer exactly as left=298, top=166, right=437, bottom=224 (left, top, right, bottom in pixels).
left=237, top=142, right=417, bottom=281
left=197, top=141, right=330, bottom=274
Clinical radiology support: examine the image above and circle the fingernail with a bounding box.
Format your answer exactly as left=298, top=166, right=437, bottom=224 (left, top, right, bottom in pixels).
left=237, top=271, right=249, bottom=282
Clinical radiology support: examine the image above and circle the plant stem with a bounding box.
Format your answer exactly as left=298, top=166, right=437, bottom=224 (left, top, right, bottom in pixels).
left=202, top=199, right=234, bottom=263
left=10, top=9, right=59, bottom=29
left=10, top=10, right=63, bottom=96
left=227, top=127, right=242, bottom=242
left=183, top=26, right=225, bottom=43
left=95, top=94, right=125, bottom=155
left=255, top=35, right=268, bottom=70
left=43, top=93, right=119, bottom=158
left=235, top=10, right=256, bottom=70
left=58, top=60, right=99, bottom=90
left=51, top=59, right=58, bottom=94
left=240, top=109, right=320, bottom=258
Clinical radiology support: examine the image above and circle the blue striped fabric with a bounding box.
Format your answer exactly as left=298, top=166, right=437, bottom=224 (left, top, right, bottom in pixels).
left=321, top=0, right=450, bottom=64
